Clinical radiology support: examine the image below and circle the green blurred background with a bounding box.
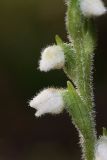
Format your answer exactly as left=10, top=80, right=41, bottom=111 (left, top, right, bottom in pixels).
left=0, top=0, right=107, bottom=160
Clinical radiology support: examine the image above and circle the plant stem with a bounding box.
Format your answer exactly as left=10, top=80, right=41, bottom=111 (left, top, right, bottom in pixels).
left=64, top=0, right=97, bottom=159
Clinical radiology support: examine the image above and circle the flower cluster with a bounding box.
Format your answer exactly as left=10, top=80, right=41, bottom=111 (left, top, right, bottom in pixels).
left=29, top=1, right=107, bottom=159
left=29, top=45, right=65, bottom=117
left=29, top=0, right=106, bottom=118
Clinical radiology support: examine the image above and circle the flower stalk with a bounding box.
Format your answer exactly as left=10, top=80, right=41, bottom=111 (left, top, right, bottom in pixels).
left=63, top=1, right=97, bottom=159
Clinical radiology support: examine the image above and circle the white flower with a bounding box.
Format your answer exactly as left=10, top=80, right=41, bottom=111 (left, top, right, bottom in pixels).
left=39, top=45, right=65, bottom=72
left=80, top=0, right=106, bottom=17
left=29, top=88, right=64, bottom=117
left=95, top=136, right=107, bottom=160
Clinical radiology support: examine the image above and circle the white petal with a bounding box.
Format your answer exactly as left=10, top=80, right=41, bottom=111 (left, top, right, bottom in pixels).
left=35, top=110, right=44, bottom=117
left=29, top=88, right=64, bottom=117
left=80, top=0, right=106, bottom=17
left=39, top=45, right=65, bottom=72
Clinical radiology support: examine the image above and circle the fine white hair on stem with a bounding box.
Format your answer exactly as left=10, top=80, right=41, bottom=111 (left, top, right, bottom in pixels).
left=80, top=0, right=107, bottom=17
left=39, top=45, right=65, bottom=72
left=29, top=88, right=64, bottom=117
left=95, top=136, right=107, bottom=160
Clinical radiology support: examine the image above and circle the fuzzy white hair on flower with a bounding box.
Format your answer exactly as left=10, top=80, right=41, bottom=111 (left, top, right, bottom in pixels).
left=29, top=88, right=64, bottom=117
left=39, top=45, right=65, bottom=72
left=95, top=136, right=107, bottom=160
left=80, top=0, right=107, bottom=17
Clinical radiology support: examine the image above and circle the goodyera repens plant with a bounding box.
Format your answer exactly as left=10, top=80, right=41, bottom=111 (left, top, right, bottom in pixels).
left=29, top=0, right=107, bottom=160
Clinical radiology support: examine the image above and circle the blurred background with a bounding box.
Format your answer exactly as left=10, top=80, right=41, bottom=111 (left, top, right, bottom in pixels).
left=0, top=0, right=107, bottom=160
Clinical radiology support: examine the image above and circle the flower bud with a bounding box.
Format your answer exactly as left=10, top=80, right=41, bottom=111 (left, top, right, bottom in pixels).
left=39, top=45, right=65, bottom=72
left=80, top=0, right=106, bottom=17
left=95, top=136, right=107, bottom=160
left=29, top=88, right=64, bottom=117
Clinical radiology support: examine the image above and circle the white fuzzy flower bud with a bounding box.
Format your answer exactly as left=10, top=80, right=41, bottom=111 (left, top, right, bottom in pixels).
left=80, top=0, right=106, bottom=17
left=39, top=45, right=65, bottom=72
left=29, top=88, right=64, bottom=117
left=95, top=136, right=107, bottom=160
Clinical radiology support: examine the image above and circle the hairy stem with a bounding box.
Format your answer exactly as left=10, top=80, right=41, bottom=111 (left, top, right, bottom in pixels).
left=64, top=0, right=97, bottom=159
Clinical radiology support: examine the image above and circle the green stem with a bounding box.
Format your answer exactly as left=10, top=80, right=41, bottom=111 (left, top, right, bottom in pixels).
left=64, top=0, right=97, bottom=159
left=66, top=0, right=96, bottom=104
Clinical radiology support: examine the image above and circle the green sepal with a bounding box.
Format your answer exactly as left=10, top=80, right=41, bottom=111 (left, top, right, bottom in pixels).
left=63, top=81, right=96, bottom=160
left=62, top=43, right=76, bottom=84
left=103, top=127, right=107, bottom=136
left=66, top=0, right=84, bottom=43
left=65, top=81, right=92, bottom=133
left=55, top=35, right=76, bottom=84
left=55, top=35, right=63, bottom=45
